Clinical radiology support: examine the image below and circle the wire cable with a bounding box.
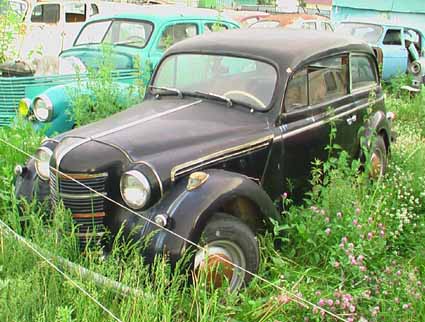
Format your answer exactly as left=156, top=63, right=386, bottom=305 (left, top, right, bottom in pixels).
left=0, top=217, right=123, bottom=322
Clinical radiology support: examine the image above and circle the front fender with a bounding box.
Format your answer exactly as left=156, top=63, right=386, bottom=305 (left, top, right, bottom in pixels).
left=31, top=82, right=143, bottom=136
left=145, top=169, right=279, bottom=264
left=31, top=84, right=74, bottom=136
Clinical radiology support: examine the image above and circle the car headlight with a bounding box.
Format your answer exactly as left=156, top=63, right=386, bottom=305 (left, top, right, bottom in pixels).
left=33, top=95, right=53, bottom=122
left=34, top=147, right=53, bottom=180
left=120, top=170, right=151, bottom=209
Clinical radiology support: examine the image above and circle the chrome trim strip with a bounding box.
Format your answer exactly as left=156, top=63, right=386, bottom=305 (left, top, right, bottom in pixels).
left=275, top=97, right=384, bottom=141
left=41, top=137, right=59, bottom=144
left=91, top=100, right=203, bottom=140
left=75, top=232, right=106, bottom=238
left=170, top=135, right=274, bottom=182
left=135, top=160, right=164, bottom=198
left=59, top=192, right=106, bottom=199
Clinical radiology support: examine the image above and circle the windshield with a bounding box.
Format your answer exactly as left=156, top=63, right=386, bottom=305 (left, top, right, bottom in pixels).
left=153, top=54, right=277, bottom=110
left=336, top=23, right=383, bottom=44
left=0, top=0, right=27, bottom=15
left=75, top=19, right=153, bottom=48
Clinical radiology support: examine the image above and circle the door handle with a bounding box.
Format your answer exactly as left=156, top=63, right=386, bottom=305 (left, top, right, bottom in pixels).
left=346, top=115, right=357, bottom=125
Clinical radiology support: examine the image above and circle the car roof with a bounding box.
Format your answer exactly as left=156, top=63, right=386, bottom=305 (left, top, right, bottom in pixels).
left=258, top=13, right=328, bottom=26
left=340, top=20, right=424, bottom=33
left=166, top=28, right=373, bottom=72
left=89, top=5, right=234, bottom=23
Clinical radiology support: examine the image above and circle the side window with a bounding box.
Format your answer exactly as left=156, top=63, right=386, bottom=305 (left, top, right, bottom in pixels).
left=31, top=4, right=60, bottom=23
left=324, top=23, right=334, bottom=32
left=65, top=3, right=86, bottom=23
left=90, top=4, right=99, bottom=17
left=204, top=22, right=229, bottom=32
left=158, top=23, right=198, bottom=50
left=351, top=55, right=377, bottom=90
left=383, top=29, right=402, bottom=45
left=303, top=22, right=316, bottom=30
left=308, top=56, right=349, bottom=105
left=105, top=21, right=153, bottom=48
left=285, top=69, right=308, bottom=113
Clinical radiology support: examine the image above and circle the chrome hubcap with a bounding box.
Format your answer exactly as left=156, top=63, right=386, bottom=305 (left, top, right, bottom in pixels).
left=194, top=240, right=246, bottom=291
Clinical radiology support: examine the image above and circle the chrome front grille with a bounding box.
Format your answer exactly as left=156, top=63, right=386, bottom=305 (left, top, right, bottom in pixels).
left=50, top=171, right=108, bottom=250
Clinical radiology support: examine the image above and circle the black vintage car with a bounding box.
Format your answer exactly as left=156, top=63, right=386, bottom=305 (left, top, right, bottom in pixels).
left=15, top=29, right=392, bottom=290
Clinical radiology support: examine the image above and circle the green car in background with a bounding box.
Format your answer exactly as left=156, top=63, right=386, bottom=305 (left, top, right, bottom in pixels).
left=1, top=6, right=238, bottom=135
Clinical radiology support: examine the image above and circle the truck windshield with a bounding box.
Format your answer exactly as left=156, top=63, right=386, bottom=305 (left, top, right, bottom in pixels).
left=75, top=19, right=153, bottom=48
left=153, top=54, right=277, bottom=111
left=337, top=23, right=383, bottom=44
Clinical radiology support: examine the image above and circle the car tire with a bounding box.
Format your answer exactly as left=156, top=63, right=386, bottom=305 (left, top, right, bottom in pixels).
left=193, top=212, right=259, bottom=291
left=370, top=135, right=388, bottom=178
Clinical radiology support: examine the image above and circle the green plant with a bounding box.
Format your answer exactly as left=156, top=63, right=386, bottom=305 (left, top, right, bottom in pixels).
left=69, top=45, right=147, bottom=128
left=0, top=0, right=23, bottom=63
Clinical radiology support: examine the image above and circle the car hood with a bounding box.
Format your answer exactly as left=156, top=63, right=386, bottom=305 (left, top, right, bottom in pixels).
left=56, top=97, right=273, bottom=182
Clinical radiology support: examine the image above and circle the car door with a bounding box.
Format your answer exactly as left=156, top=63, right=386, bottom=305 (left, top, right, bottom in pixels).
left=148, top=21, right=200, bottom=69
left=278, top=54, right=354, bottom=198
left=380, top=28, right=408, bottom=80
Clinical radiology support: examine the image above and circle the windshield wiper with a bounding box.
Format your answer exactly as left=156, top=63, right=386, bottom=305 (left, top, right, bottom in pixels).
left=149, top=86, right=183, bottom=98
left=189, top=90, right=233, bottom=107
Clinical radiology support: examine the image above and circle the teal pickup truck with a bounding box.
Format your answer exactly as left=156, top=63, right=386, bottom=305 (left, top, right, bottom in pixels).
left=0, top=6, right=238, bottom=134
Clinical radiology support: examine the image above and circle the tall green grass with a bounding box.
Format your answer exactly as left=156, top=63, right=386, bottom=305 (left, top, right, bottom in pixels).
left=1, top=84, right=425, bottom=321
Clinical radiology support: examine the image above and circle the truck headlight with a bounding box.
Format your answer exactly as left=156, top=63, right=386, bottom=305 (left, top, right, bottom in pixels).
left=33, top=95, right=53, bottom=122
left=120, top=170, right=151, bottom=209
left=34, top=147, right=53, bottom=180
left=18, top=98, right=31, bottom=117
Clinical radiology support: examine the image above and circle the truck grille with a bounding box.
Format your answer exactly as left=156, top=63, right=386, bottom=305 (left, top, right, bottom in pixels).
left=0, top=69, right=138, bottom=127
left=50, top=171, right=108, bottom=250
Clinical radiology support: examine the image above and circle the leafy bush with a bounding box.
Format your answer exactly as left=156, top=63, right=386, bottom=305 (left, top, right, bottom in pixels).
left=0, top=0, right=23, bottom=63
left=69, top=45, right=149, bottom=127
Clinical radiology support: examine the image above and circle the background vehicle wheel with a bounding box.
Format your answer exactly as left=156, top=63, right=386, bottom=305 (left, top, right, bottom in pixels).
left=370, top=135, right=388, bottom=178
left=194, top=213, right=259, bottom=291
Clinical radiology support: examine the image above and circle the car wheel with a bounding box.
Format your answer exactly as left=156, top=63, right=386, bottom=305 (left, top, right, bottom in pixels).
left=193, top=213, right=259, bottom=291
left=370, top=135, right=387, bottom=178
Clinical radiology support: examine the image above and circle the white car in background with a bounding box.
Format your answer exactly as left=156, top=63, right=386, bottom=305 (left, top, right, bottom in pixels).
left=10, top=0, right=157, bottom=59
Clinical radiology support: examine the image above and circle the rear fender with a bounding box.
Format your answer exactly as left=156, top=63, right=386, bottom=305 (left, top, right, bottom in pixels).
left=361, top=110, right=392, bottom=155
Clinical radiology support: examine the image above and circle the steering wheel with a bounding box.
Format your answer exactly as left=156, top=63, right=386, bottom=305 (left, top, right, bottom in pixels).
left=121, top=35, right=145, bottom=45
left=223, top=90, right=266, bottom=109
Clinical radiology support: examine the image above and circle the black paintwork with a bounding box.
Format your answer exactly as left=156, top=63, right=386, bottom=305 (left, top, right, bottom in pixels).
left=16, top=29, right=392, bottom=264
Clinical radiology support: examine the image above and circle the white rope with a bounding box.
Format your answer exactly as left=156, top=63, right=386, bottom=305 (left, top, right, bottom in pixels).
left=0, top=136, right=348, bottom=322
left=0, top=218, right=124, bottom=322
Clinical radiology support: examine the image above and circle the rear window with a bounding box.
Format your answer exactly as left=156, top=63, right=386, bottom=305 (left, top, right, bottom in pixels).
left=285, top=55, right=349, bottom=112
